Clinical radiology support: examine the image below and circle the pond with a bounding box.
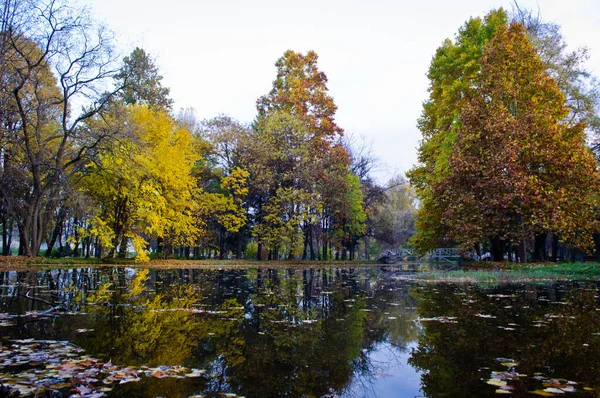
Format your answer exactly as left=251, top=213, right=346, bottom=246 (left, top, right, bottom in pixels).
left=0, top=266, right=599, bottom=397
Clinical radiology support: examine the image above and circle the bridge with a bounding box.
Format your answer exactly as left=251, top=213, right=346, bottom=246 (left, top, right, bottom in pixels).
left=378, top=248, right=463, bottom=264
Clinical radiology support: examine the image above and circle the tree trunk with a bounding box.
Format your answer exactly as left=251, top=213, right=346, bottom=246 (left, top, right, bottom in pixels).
left=219, top=229, right=225, bottom=260
left=236, top=232, right=242, bottom=259
left=308, top=228, right=315, bottom=260
left=533, top=233, right=547, bottom=261
left=491, top=237, right=505, bottom=262
left=518, top=241, right=527, bottom=263
left=474, top=243, right=481, bottom=257
left=551, top=234, right=559, bottom=262
left=257, top=241, right=263, bottom=261
left=2, top=217, right=13, bottom=256
left=45, top=217, right=63, bottom=257
left=118, top=236, right=128, bottom=258
left=302, top=225, right=309, bottom=260
left=18, top=226, right=26, bottom=256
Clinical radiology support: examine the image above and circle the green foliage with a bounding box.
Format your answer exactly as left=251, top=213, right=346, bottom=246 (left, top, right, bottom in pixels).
left=244, top=240, right=258, bottom=259
left=408, top=9, right=508, bottom=253
left=115, top=47, right=174, bottom=111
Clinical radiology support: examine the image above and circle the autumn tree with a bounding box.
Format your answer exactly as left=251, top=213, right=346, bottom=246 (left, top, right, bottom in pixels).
left=407, top=9, right=509, bottom=254
left=253, top=50, right=358, bottom=261
left=257, top=50, right=343, bottom=144
left=79, top=106, right=200, bottom=261
left=434, top=23, right=599, bottom=261
left=0, top=0, right=128, bottom=256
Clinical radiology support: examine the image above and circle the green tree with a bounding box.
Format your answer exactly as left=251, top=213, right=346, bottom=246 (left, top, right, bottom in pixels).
left=248, top=112, right=321, bottom=259
left=115, top=47, right=174, bottom=111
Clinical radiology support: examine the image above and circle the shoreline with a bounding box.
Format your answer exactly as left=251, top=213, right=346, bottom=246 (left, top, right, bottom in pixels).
left=0, top=257, right=599, bottom=283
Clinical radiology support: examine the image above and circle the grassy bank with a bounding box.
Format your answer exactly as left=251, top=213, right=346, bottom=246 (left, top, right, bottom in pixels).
left=409, top=262, right=600, bottom=283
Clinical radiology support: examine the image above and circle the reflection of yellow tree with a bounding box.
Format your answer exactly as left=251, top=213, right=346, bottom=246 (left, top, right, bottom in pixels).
left=81, top=269, right=202, bottom=366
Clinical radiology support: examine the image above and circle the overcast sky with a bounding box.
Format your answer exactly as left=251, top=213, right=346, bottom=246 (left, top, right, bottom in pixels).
left=82, top=0, right=600, bottom=183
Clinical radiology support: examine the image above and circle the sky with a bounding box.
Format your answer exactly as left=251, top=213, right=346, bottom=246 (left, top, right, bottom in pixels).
left=82, top=0, right=600, bottom=183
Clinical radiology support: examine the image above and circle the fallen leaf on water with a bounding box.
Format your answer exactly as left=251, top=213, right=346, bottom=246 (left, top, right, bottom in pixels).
left=532, top=390, right=554, bottom=396
left=488, top=379, right=507, bottom=387
left=543, top=387, right=566, bottom=394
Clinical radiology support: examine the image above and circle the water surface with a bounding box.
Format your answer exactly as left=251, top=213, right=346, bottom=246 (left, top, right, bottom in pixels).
left=1, top=266, right=599, bottom=397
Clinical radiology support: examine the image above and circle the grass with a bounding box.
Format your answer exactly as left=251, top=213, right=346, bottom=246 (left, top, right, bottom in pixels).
left=408, top=262, right=600, bottom=283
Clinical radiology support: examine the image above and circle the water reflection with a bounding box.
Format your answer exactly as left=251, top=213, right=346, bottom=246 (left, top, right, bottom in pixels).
left=410, top=282, right=600, bottom=397
left=0, top=267, right=419, bottom=397
left=3, top=268, right=600, bottom=397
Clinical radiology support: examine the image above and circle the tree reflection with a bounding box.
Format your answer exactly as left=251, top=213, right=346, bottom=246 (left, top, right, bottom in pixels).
left=409, top=282, right=600, bottom=397
left=1, top=266, right=420, bottom=397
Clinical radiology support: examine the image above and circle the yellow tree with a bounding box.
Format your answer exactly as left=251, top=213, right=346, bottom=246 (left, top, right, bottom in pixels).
left=79, top=105, right=200, bottom=261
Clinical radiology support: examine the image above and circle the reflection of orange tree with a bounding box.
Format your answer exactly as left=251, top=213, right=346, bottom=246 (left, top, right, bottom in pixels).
left=78, top=269, right=203, bottom=366
left=409, top=283, right=600, bottom=397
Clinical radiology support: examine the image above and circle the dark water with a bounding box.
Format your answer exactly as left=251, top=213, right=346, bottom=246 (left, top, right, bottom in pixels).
left=0, top=267, right=599, bottom=397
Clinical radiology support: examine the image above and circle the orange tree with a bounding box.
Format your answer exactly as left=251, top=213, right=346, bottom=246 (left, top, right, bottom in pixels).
left=433, top=23, right=599, bottom=261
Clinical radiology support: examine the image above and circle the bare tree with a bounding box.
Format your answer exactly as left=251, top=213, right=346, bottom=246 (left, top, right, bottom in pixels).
left=0, top=0, right=128, bottom=256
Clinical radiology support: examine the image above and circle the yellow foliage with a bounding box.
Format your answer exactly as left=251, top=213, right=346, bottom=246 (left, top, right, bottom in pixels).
left=80, top=105, right=202, bottom=261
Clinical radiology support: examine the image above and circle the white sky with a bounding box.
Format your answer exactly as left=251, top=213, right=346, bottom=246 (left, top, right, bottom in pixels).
left=82, top=0, right=600, bottom=183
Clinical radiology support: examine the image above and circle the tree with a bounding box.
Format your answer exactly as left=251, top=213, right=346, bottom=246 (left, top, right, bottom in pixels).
left=329, top=173, right=366, bottom=260
left=0, top=0, right=127, bottom=256
left=434, top=23, right=599, bottom=261
left=80, top=105, right=200, bottom=261
left=371, top=177, right=417, bottom=249
left=511, top=5, right=600, bottom=150
left=407, top=9, right=508, bottom=254
left=197, top=115, right=252, bottom=258
left=115, top=47, right=173, bottom=111
left=257, top=50, right=343, bottom=146
left=247, top=112, right=321, bottom=259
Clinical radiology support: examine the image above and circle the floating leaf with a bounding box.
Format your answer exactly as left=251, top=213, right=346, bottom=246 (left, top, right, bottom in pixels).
left=487, top=378, right=507, bottom=387
left=532, top=390, right=554, bottom=396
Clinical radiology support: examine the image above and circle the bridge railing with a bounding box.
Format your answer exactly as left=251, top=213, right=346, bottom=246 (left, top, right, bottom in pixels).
left=378, top=247, right=466, bottom=264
